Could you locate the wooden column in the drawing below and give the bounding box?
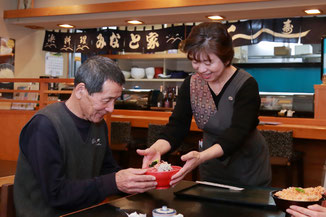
[314,85,326,119]
[38,81,48,109]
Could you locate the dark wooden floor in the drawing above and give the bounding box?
[0,160,16,177]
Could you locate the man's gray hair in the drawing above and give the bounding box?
[74,55,125,94]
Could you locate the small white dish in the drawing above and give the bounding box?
[158,74,171,79]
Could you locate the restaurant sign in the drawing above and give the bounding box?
[42,17,326,54]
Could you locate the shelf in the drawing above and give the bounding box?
[105,53,187,60]
[150,107,174,111]
[248,54,321,59]
[0,54,14,57]
[235,62,321,68]
[126,78,184,82]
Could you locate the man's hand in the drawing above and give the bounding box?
[115,168,157,194]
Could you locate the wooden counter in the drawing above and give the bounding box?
[109,109,200,132]
[314,84,326,119]
[110,109,326,140]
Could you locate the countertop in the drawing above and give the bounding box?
[61,180,284,217]
[110,109,326,140]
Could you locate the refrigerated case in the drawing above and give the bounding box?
[115,89,158,110]
[259,92,314,118]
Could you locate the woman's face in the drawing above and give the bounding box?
[191,52,227,82]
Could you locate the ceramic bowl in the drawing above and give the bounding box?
[122,70,131,79]
[146,166,181,189]
[145,67,155,79]
[271,190,325,213]
[131,67,145,79]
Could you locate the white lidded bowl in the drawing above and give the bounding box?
[131,67,145,79]
[122,70,131,79]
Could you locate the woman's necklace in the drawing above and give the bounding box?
[209,66,236,95]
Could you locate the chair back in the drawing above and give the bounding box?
[110,121,131,145]
[109,121,132,168]
[322,160,326,188]
[0,183,15,217]
[260,130,294,160]
[147,124,165,147]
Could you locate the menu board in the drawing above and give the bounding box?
[0,37,15,102]
[45,52,63,77]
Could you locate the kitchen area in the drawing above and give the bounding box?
[110,40,320,118]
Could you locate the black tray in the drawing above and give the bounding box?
[174,184,277,208]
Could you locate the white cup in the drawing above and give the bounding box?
[145,67,155,79]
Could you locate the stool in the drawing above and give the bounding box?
[147,124,166,148]
[0,183,15,217]
[147,123,184,162]
[110,121,132,168]
[147,124,173,162]
[260,130,304,187]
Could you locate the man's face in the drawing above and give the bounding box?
[80,80,122,123]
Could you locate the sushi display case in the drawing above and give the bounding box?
[259,92,314,118]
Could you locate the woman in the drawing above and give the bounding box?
[137,22,271,187]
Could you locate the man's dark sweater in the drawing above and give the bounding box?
[14,102,121,216]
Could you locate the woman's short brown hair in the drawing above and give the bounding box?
[181,22,234,66]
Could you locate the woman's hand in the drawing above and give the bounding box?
[136,147,161,169]
[286,204,326,217]
[137,139,171,168]
[170,151,202,186]
[170,143,224,186]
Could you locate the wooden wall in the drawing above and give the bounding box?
[0,110,34,160]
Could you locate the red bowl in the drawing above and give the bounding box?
[271,190,326,212]
[145,166,181,189]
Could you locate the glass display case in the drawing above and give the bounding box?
[259,92,314,118]
[115,89,157,110]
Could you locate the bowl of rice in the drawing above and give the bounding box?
[145,161,181,189]
[271,186,325,212]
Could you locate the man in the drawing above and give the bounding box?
[14,56,157,217]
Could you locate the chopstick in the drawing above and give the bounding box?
[196,181,244,191]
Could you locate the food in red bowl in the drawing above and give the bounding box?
[271,186,325,213]
[145,161,181,189]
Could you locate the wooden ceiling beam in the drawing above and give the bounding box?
[4,0,273,19]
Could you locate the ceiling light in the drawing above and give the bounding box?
[126,20,144,25]
[206,15,224,20]
[304,9,322,15]
[57,24,75,29]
